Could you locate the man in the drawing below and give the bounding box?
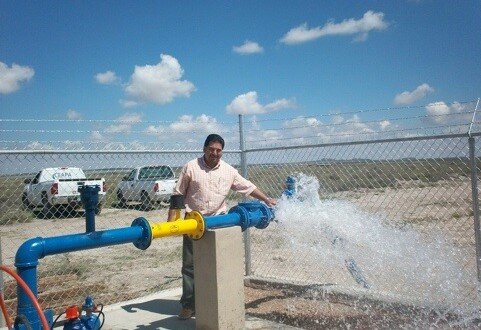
[167,133,276,320]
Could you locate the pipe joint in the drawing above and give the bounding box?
[78,185,100,210]
[131,217,152,250]
[15,237,44,268]
[228,201,274,231]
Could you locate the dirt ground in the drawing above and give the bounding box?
[1,179,481,328]
[244,281,481,329]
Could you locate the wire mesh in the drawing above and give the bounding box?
[246,135,481,314]
[1,100,481,323]
[0,150,242,317]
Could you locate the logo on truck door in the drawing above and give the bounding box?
[52,172,73,180]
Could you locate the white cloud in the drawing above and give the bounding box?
[262,130,281,140]
[124,54,195,106]
[450,101,468,113]
[90,131,103,141]
[104,112,143,134]
[63,140,84,149]
[394,83,434,105]
[118,112,143,123]
[145,125,165,135]
[283,116,321,137]
[103,142,127,151]
[331,115,344,125]
[280,11,388,45]
[425,102,450,118]
[119,99,139,108]
[128,141,147,150]
[226,91,296,115]
[233,40,264,55]
[247,111,404,147]
[425,101,468,123]
[379,120,391,130]
[66,109,82,120]
[169,114,223,133]
[265,98,297,111]
[27,141,53,150]
[0,62,35,94]
[95,70,120,84]
[284,117,320,128]
[105,123,132,134]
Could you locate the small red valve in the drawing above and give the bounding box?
[65,305,79,319]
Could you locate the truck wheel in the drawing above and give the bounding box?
[117,190,126,208]
[22,193,31,209]
[95,203,103,215]
[41,193,55,219]
[140,192,152,211]
[159,200,170,208]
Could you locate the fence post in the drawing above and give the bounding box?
[238,114,252,276]
[0,237,4,328]
[468,136,481,282]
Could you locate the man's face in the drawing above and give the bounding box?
[203,141,223,167]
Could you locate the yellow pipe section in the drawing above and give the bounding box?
[150,210,205,240]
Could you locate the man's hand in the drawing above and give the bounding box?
[250,188,277,208]
[265,197,277,208]
[167,209,179,222]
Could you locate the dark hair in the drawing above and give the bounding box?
[204,134,225,149]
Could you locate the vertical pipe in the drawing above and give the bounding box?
[85,207,96,233]
[238,114,252,276]
[15,224,148,329]
[16,265,39,328]
[468,136,481,281]
[79,185,100,233]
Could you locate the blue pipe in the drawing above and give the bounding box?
[79,185,100,233]
[14,195,273,329]
[204,201,274,231]
[14,218,151,330]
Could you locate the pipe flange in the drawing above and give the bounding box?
[185,211,205,240]
[131,217,152,250]
[229,204,250,231]
[255,203,273,229]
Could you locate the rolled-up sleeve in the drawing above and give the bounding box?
[174,164,190,196]
[231,170,257,196]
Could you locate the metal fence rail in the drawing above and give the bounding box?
[246,134,481,312]
[1,100,481,321]
[0,150,242,316]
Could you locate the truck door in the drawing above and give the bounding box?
[30,171,43,205]
[122,169,137,201]
[131,167,150,201]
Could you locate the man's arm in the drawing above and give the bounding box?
[230,169,277,207]
[167,207,180,222]
[167,164,190,222]
[250,188,277,207]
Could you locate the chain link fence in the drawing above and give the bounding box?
[0,150,242,318]
[1,134,480,319]
[246,134,481,316]
[1,100,481,324]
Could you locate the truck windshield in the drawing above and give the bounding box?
[139,166,174,180]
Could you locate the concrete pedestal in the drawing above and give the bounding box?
[194,226,245,330]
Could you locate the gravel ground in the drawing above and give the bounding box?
[1,179,481,328]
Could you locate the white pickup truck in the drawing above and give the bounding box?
[116,165,177,210]
[22,167,106,217]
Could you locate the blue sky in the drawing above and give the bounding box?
[1,1,481,149]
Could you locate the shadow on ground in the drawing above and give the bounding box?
[120,299,194,330]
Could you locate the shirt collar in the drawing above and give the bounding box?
[200,156,221,170]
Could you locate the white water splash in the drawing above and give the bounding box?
[273,173,481,318]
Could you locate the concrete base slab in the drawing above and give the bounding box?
[1,287,300,330]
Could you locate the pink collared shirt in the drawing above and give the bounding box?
[173,157,257,216]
